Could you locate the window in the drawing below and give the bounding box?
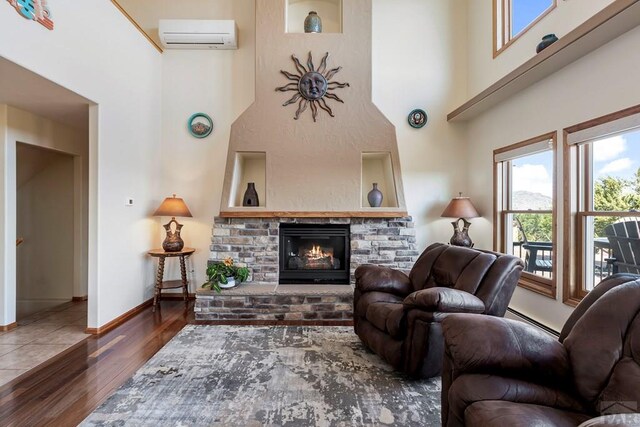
[564,106,640,305]
[494,0,556,56]
[494,132,557,298]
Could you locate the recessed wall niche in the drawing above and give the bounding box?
[361,152,399,208]
[229,152,266,208]
[286,0,343,33]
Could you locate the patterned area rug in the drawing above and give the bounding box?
[82,326,441,426]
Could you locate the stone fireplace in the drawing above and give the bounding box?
[208,216,417,286]
[194,0,417,323]
[194,215,418,322]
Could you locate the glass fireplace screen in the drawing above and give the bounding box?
[279,224,350,284]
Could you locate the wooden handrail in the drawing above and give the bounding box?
[110,0,163,54]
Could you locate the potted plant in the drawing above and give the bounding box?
[202,257,249,293]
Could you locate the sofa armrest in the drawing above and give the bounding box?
[442,313,572,386]
[403,288,485,313]
[354,265,413,297]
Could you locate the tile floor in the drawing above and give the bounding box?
[0,300,89,387]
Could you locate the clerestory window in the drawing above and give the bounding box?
[494,0,556,56]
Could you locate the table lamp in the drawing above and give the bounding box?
[441,193,480,248]
[153,194,193,252]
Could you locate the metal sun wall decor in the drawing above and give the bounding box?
[6,0,54,30]
[276,52,350,122]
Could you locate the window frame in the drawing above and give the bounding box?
[494,131,558,298]
[563,105,640,306]
[494,0,557,57]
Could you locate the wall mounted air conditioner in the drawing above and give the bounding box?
[159,19,237,50]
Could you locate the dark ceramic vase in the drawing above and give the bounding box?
[162,220,184,252]
[367,183,383,208]
[242,182,259,207]
[449,218,474,248]
[536,34,558,53]
[304,11,322,33]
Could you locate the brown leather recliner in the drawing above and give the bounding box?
[353,242,524,378]
[441,273,640,427]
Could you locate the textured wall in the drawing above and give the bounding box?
[220,0,406,212]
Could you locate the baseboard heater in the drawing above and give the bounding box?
[506,308,560,337]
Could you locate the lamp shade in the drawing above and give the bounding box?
[153,194,193,218]
[441,196,480,219]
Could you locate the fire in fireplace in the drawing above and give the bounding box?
[279,224,350,284]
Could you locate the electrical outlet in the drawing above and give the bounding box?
[125,197,134,206]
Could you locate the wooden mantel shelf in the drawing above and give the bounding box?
[448,0,640,122]
[218,210,410,218]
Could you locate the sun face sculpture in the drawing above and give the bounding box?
[276,52,350,122]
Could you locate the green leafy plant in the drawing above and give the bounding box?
[202,257,250,293]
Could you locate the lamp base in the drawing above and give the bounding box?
[449,218,474,248]
[162,218,185,252]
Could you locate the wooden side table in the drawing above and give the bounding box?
[148,248,195,312]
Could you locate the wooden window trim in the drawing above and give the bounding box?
[563,104,640,306]
[494,131,558,299]
[494,0,557,58]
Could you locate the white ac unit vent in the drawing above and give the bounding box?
[159,19,237,50]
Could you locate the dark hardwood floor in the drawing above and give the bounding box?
[0,300,194,427]
[0,299,354,426]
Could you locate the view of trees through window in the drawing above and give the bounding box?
[591,133,640,235]
[511,150,553,245]
[580,131,640,290]
[513,132,640,248]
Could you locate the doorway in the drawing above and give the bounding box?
[16,143,76,319]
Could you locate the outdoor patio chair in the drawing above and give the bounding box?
[515,217,552,274]
[604,218,640,275]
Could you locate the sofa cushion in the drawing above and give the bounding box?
[465,401,591,427]
[354,291,403,319]
[365,302,406,338]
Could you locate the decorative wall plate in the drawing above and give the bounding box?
[188,113,213,138]
[408,109,427,128]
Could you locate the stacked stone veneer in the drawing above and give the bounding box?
[195,293,354,321]
[196,216,419,321]
[209,216,419,284]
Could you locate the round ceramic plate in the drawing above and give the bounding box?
[188,113,213,138]
[408,109,427,128]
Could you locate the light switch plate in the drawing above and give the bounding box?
[125,197,134,206]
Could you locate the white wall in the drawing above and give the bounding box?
[127,0,468,283]
[373,0,469,247]
[465,25,640,331]
[125,1,255,288]
[0,1,162,328]
[466,0,614,96]
[17,149,75,317]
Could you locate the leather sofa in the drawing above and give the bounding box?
[353,242,524,378]
[440,273,640,427]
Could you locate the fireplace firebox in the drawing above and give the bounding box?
[279,224,350,284]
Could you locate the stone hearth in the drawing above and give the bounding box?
[195,284,353,322]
